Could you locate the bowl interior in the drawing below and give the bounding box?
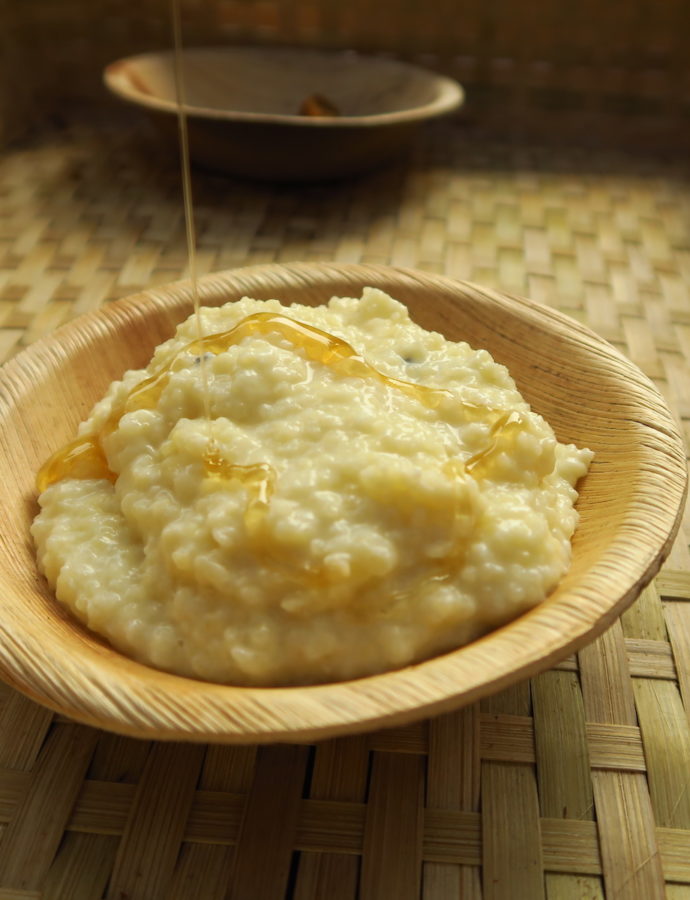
[104,48,463,123]
[0,263,685,743]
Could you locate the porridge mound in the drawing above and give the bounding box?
[32,288,593,685]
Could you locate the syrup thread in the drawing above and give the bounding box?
[170,0,214,439]
[36,312,524,493]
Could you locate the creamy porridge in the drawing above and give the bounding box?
[32,289,593,685]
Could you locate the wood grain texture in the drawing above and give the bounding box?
[106,742,205,900]
[0,725,98,891]
[482,761,545,900]
[580,623,666,898]
[360,752,424,900]
[425,706,481,893]
[293,735,369,898]
[228,745,309,900]
[533,671,594,822]
[0,262,686,745]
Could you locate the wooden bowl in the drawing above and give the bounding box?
[0,263,686,743]
[103,47,463,181]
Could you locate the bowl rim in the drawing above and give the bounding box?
[103,46,465,128]
[0,262,686,743]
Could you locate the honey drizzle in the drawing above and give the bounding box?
[36,310,526,494]
[465,410,524,474]
[204,453,276,535]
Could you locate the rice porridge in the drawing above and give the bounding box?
[32,289,593,685]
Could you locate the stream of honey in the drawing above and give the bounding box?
[170,0,202,351]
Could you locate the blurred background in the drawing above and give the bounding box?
[2,0,690,147]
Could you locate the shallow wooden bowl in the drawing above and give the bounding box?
[103,47,463,181]
[0,263,686,743]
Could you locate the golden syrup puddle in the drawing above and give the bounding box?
[37,311,525,494]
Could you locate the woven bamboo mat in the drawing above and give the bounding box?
[0,118,689,899]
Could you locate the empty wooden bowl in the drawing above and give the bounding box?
[103,47,464,180]
[0,263,686,743]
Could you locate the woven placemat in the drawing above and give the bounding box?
[0,117,688,899]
